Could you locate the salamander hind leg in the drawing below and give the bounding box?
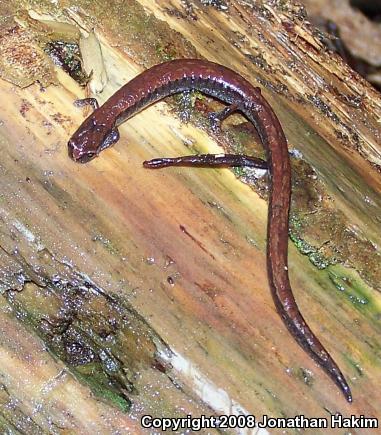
[143,153,268,169]
[74,98,100,111]
[143,101,268,170]
[208,104,239,131]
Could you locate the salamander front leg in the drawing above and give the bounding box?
[143,153,268,169]
[74,98,100,111]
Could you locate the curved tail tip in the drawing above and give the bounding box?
[345,391,353,403]
[342,384,352,403]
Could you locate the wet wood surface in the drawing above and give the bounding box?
[0,0,380,433]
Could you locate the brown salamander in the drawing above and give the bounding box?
[68,59,352,402]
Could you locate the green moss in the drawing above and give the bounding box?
[328,265,381,321]
[289,233,334,269]
[75,365,131,412]
[295,367,314,387]
[232,166,246,177]
[155,42,176,62]
[289,213,303,231]
[343,355,364,378]
[3,277,163,413]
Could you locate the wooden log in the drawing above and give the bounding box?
[0,0,380,432]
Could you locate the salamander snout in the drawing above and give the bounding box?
[68,138,97,163]
[68,123,120,163]
[67,138,77,160]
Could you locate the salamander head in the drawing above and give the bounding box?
[68,116,120,163]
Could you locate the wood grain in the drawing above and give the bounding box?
[0,0,380,433]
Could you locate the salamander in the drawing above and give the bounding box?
[68,59,352,402]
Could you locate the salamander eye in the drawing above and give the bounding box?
[78,152,96,163]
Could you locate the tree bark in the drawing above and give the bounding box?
[0,0,380,433]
